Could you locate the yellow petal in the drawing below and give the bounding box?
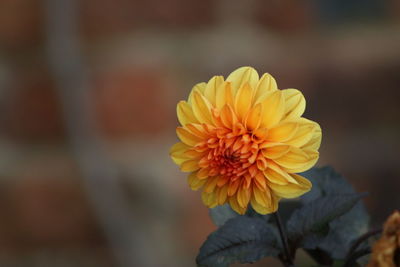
[253,73,278,103]
[204,76,224,107]
[260,90,285,128]
[170,142,190,165]
[204,176,219,193]
[202,191,218,208]
[217,186,228,205]
[268,173,311,198]
[220,104,238,129]
[282,89,306,119]
[188,172,207,191]
[177,101,198,126]
[226,66,259,95]
[188,82,206,104]
[229,196,246,214]
[250,188,279,214]
[245,103,262,131]
[252,185,271,207]
[176,127,202,146]
[267,161,298,184]
[234,83,253,122]
[185,123,209,139]
[180,159,200,172]
[215,82,234,110]
[286,123,315,147]
[274,147,319,173]
[267,121,299,142]
[190,90,213,124]
[261,143,291,159]
[301,121,322,151]
[237,186,250,208]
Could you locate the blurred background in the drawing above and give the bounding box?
[0,0,399,266]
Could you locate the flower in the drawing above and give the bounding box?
[368,210,400,267]
[170,66,321,214]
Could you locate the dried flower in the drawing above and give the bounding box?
[368,211,400,267]
[170,67,321,214]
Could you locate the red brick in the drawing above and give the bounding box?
[92,66,173,138]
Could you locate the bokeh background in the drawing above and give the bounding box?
[0,0,399,266]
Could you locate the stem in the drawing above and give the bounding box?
[343,228,382,267]
[343,248,371,267]
[273,212,294,267]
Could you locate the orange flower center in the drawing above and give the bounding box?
[195,129,267,190]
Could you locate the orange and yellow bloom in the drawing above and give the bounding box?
[170,67,321,214]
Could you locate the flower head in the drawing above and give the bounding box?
[170,66,321,214]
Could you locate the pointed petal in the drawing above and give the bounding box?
[170,142,190,164]
[253,73,278,103]
[267,121,299,142]
[220,104,238,129]
[245,103,262,131]
[204,76,224,107]
[234,83,253,122]
[202,191,218,208]
[268,173,311,198]
[229,196,246,214]
[177,101,198,126]
[286,123,315,147]
[190,90,213,124]
[260,90,285,128]
[180,159,200,172]
[216,82,234,110]
[217,186,228,205]
[282,89,306,119]
[274,147,319,173]
[261,143,291,159]
[188,82,206,104]
[188,172,207,191]
[176,127,202,146]
[226,66,259,94]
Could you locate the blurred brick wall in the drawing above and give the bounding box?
[0,0,399,266]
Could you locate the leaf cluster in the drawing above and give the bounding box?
[196,166,370,267]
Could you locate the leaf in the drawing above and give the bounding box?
[196,216,279,267]
[300,166,370,259]
[287,192,367,247]
[301,166,358,203]
[209,204,239,227]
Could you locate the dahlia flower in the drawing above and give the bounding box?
[170,67,321,214]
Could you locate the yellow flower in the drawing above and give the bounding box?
[170,66,321,215]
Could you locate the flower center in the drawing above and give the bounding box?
[196,131,266,183]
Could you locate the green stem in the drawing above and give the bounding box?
[273,212,295,267]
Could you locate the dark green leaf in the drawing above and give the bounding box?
[209,204,239,227]
[300,166,370,259]
[287,192,367,247]
[196,216,279,267]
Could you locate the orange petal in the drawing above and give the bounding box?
[244,103,262,131]
[180,159,200,172]
[188,172,207,191]
[220,104,238,129]
[176,127,202,146]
